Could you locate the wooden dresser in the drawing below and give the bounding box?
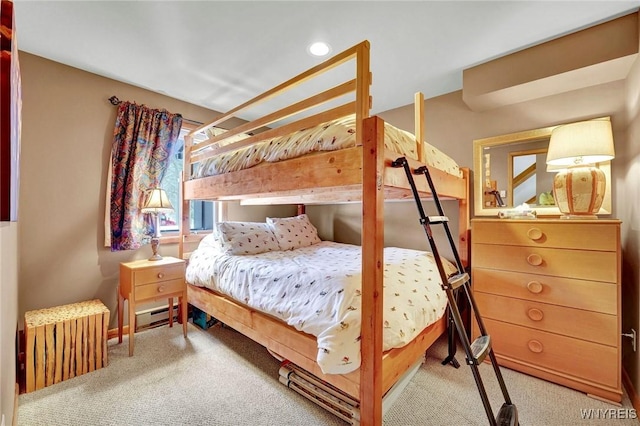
[471,218,621,403]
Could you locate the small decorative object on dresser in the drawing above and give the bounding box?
[471,218,621,403]
[118,256,187,356]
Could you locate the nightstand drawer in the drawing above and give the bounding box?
[472,268,617,315]
[473,244,617,282]
[485,319,618,389]
[135,264,184,286]
[475,293,617,346]
[472,220,618,251]
[135,279,184,301]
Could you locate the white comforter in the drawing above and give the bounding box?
[186,241,449,375]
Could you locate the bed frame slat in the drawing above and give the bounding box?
[188,41,370,138]
[192,79,357,155]
[191,102,356,163]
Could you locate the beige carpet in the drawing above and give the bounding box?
[18,323,639,425]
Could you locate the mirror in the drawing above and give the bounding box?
[473,118,612,217]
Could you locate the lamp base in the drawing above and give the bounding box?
[553,166,605,218]
[559,214,598,220]
[148,236,163,261]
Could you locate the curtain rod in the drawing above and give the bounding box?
[107,95,202,126]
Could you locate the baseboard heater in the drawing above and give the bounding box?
[135,303,179,331]
[278,357,424,425]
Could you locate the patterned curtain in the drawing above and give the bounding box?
[110,102,182,251]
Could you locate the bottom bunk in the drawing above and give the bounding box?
[182,215,459,424]
[188,282,447,402]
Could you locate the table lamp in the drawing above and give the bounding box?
[141,188,174,260]
[546,119,614,219]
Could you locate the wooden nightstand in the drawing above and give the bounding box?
[471,218,621,403]
[118,256,187,356]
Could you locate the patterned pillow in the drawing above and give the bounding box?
[216,222,281,255]
[266,214,321,251]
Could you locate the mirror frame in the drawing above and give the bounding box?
[473,119,612,217]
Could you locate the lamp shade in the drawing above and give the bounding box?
[546,119,614,218]
[545,163,567,173]
[141,188,174,214]
[546,119,615,167]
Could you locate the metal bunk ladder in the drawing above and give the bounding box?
[391,157,519,426]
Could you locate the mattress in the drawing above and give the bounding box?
[186,240,451,375]
[192,115,462,179]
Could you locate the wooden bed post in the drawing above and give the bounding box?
[413,90,470,268]
[458,167,471,268]
[414,92,424,163]
[354,41,371,147]
[361,116,384,426]
[355,39,382,426]
[180,134,194,260]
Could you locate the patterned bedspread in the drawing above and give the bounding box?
[186,241,450,375]
[192,115,461,179]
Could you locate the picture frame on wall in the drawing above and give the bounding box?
[1,0,21,222]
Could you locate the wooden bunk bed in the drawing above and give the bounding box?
[178,40,470,425]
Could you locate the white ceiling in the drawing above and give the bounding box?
[13,1,640,119]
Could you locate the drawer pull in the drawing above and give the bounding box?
[526,254,543,266]
[526,281,543,294]
[528,340,543,353]
[527,227,543,241]
[157,285,165,293]
[157,272,165,279]
[527,308,544,321]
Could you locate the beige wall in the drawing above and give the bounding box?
[17,53,292,330]
[1,222,18,426]
[622,34,640,399]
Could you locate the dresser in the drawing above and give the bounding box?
[118,257,187,356]
[471,218,621,403]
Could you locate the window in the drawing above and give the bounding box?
[160,121,215,233]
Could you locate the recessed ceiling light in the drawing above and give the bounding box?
[308,42,331,57]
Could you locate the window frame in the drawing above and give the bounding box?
[159,120,217,242]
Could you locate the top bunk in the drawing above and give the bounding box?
[182,40,468,205]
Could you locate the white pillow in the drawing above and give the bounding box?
[198,232,222,251]
[266,214,321,251]
[216,221,281,255]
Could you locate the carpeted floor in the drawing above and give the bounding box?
[18,323,639,425]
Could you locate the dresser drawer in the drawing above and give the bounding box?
[472,220,618,251]
[134,263,185,286]
[135,278,184,301]
[484,319,618,389]
[472,269,617,315]
[475,293,617,346]
[472,244,617,282]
